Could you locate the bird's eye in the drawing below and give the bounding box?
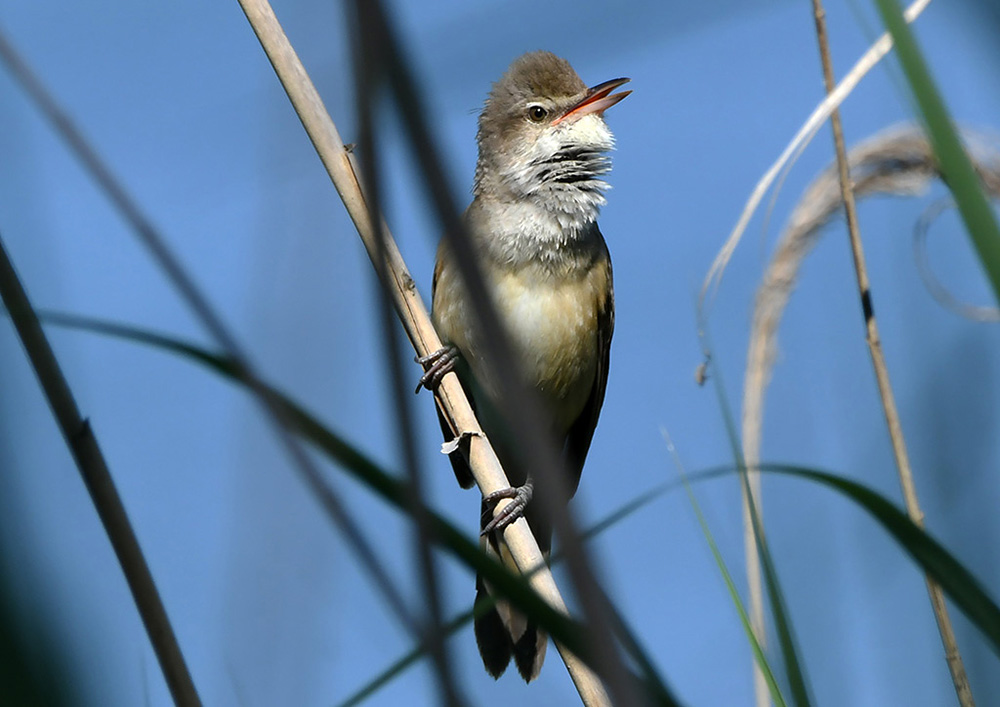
[527,105,548,122]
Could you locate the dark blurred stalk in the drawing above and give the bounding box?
[352,3,644,703]
[231,0,670,699]
[0,547,73,706]
[0,17,417,652]
[0,233,202,707]
[699,324,813,707]
[30,308,606,674]
[833,1,979,703]
[349,5,464,703]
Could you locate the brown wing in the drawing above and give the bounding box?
[431,239,477,489]
[431,238,447,300]
[563,236,614,498]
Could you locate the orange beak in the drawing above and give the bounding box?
[552,77,632,125]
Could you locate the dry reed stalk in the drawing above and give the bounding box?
[235,0,612,703]
[698,5,932,699]
[744,124,1000,492]
[0,235,203,706]
[810,2,975,705]
[0,15,418,703]
[701,0,933,307]
[745,121,1000,706]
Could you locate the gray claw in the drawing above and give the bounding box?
[415,345,459,393]
[481,481,533,536]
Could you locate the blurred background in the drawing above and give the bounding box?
[1,0,999,705]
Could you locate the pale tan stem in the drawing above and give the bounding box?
[742,480,767,707]
[233,0,609,703]
[811,3,975,706]
[702,0,933,308]
[726,10,933,700]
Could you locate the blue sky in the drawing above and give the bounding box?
[1,1,999,705]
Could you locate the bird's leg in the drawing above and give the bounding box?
[481,478,533,535]
[415,345,460,393]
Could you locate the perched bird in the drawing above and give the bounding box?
[419,51,629,682]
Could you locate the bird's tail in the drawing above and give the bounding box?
[474,502,548,682]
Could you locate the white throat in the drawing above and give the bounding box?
[475,113,616,250]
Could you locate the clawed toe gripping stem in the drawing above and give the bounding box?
[415,345,459,393]
[481,480,534,536]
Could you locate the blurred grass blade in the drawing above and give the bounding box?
[662,431,787,707]
[683,484,785,707]
[762,464,1000,653]
[356,2,636,699]
[700,327,813,707]
[338,482,677,707]
[2,15,422,655]
[873,0,1000,301]
[740,477,811,707]
[0,244,202,707]
[338,609,473,707]
[34,310,680,699]
[32,312,578,649]
[341,454,1000,704]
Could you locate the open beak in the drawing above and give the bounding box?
[552,77,631,125]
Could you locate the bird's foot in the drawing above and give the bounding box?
[415,345,459,393]
[481,480,533,536]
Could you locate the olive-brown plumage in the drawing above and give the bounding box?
[428,50,628,682]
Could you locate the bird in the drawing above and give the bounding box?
[417,50,629,682]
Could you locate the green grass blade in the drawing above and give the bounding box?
[700,327,814,707]
[337,608,475,707]
[34,310,680,704]
[873,0,1000,301]
[339,450,1000,706]
[662,432,787,707]
[341,454,1000,703]
[31,313,588,666]
[760,464,1000,655]
[664,460,1000,659]
[737,464,811,707]
[336,482,675,707]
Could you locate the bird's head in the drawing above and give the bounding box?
[474,51,630,218]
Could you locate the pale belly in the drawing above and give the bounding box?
[500,272,598,417]
[439,269,596,436]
